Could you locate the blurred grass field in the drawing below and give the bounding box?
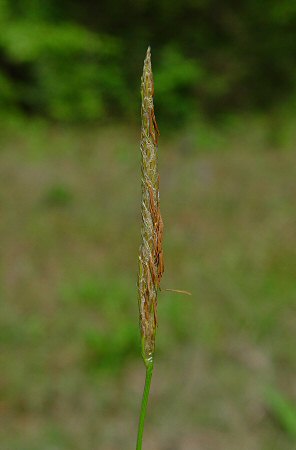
[0,118,296,450]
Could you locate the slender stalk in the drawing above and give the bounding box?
[136,361,154,450]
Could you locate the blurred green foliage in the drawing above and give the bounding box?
[60,276,139,372]
[0,1,128,121]
[266,387,296,440]
[1,0,296,124]
[43,184,74,207]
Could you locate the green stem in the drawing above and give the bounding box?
[136,360,154,450]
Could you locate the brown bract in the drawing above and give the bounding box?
[138,47,164,366]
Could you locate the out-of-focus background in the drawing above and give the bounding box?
[1,1,296,449]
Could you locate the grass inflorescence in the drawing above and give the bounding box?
[136,46,164,449]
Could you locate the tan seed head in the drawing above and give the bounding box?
[138,47,164,366]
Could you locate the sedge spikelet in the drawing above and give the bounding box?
[138,46,164,368]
